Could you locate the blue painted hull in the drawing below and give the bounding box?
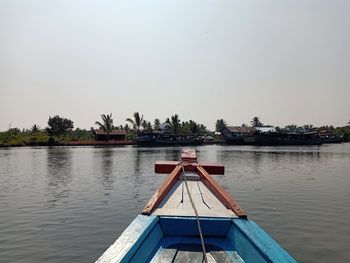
[96,149,297,263]
[96,215,297,263]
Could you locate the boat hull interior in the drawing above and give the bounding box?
[96,215,296,263]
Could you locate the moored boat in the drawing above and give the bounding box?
[136,131,204,146]
[319,130,342,144]
[96,149,296,263]
[220,126,256,145]
[255,131,322,146]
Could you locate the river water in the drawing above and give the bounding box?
[0,144,349,262]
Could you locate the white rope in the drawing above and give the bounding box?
[180,162,208,263]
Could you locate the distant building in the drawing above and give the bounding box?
[93,129,126,141]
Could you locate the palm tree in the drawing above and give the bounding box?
[215,119,227,132]
[251,117,263,127]
[146,121,152,131]
[188,120,199,134]
[141,120,148,130]
[95,113,113,141]
[198,124,207,135]
[31,124,41,133]
[285,124,297,131]
[124,123,130,133]
[170,114,181,134]
[153,118,161,130]
[126,112,143,132]
[303,124,314,131]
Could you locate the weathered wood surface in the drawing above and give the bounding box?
[142,165,182,215]
[181,148,197,162]
[196,166,247,218]
[146,149,245,217]
[154,161,179,173]
[95,215,158,263]
[150,236,244,263]
[155,161,224,175]
[199,163,225,175]
[150,246,178,263]
[153,179,237,218]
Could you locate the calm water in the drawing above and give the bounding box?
[0,144,350,262]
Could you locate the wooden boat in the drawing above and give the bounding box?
[220,126,256,145]
[319,130,342,144]
[96,149,296,263]
[255,131,322,146]
[136,131,204,146]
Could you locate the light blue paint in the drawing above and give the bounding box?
[228,223,268,262]
[129,224,163,263]
[118,215,158,263]
[233,219,298,263]
[105,216,297,262]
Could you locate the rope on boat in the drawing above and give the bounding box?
[180,162,208,263]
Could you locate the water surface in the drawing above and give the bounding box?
[0,144,350,262]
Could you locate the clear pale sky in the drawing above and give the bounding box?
[1,0,349,131]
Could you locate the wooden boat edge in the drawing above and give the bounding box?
[96,215,297,263]
[95,215,158,263]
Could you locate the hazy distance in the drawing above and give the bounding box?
[1,0,349,131]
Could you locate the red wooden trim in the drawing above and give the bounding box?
[196,166,247,218]
[142,165,182,215]
[181,149,197,162]
[155,161,224,174]
[155,161,180,173]
[199,163,225,175]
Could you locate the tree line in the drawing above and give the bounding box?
[0,112,209,146]
[1,114,349,146]
[95,112,208,140]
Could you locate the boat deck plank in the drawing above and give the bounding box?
[150,236,244,263]
[154,174,237,218]
[173,244,204,262]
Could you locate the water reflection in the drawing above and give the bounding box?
[100,148,114,189]
[133,148,142,174]
[131,148,145,203]
[164,148,181,162]
[46,147,73,187]
[46,147,73,206]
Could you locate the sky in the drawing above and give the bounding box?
[0,0,349,131]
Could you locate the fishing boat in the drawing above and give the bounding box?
[96,149,296,263]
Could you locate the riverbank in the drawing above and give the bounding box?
[61,140,135,146]
[0,140,135,147]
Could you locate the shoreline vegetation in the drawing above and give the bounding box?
[0,113,349,147]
